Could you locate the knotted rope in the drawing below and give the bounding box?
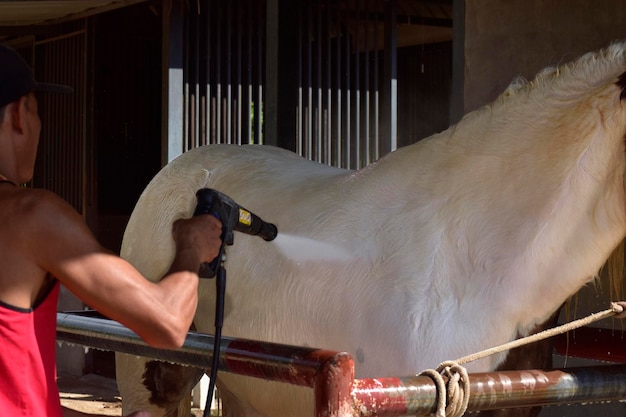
[417,301,626,417]
[419,361,469,417]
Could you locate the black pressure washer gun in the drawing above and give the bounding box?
[192,188,277,416]
[193,188,277,278]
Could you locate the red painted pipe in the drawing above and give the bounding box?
[314,352,354,417]
[57,313,626,417]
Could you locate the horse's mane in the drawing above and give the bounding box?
[495,40,626,108]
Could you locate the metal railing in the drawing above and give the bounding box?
[57,312,626,416]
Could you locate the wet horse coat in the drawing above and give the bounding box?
[116,41,626,416]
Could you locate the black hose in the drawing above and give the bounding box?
[203,263,226,417]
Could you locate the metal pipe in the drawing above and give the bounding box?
[57,313,626,416]
[56,312,348,388]
[354,366,626,416]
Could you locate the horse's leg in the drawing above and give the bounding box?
[216,379,266,417]
[116,352,204,417]
[141,361,205,417]
[473,308,562,417]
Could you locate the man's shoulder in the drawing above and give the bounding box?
[4,187,77,222]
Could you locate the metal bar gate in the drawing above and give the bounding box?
[57,312,626,416]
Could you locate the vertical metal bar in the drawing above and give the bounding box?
[314,353,355,417]
[226,0,232,144]
[374,3,380,161]
[296,0,303,155]
[162,0,185,163]
[325,0,331,165]
[451,0,466,124]
[307,0,313,159]
[364,0,371,165]
[383,0,397,154]
[183,7,190,152]
[83,30,91,214]
[215,3,222,143]
[200,19,207,149]
[186,4,192,151]
[344,6,351,168]
[256,0,263,144]
[335,3,342,168]
[193,0,200,149]
[246,0,252,144]
[205,0,212,146]
[236,0,242,145]
[316,0,322,163]
[354,0,360,168]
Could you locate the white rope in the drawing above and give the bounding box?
[418,361,469,417]
[416,301,626,417]
[455,301,625,366]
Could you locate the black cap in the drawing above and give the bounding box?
[0,43,73,108]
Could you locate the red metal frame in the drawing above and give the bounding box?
[56,313,626,416]
[553,326,626,364]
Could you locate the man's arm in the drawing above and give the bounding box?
[26,188,221,348]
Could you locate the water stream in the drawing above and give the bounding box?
[270,233,355,263]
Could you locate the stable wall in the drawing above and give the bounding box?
[463,0,626,113]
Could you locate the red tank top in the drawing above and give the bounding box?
[0,282,62,417]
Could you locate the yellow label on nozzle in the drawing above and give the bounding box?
[239,209,252,226]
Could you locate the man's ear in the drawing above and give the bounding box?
[9,96,28,135]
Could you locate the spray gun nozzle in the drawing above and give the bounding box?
[234,207,278,241]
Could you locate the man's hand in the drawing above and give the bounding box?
[172,214,222,266]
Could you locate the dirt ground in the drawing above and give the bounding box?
[58,373,204,417]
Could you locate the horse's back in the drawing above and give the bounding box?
[121,144,348,282]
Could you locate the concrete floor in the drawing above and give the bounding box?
[58,373,205,417]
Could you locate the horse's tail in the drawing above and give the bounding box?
[563,240,624,326]
[607,240,625,305]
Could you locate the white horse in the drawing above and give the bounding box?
[116,40,626,417]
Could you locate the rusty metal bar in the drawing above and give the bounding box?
[354,366,626,416]
[57,313,626,416]
[56,312,351,416]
